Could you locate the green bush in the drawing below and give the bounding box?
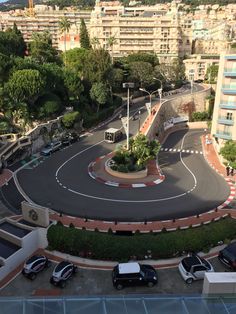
[83,106,115,128]
[37,93,62,118]
[0,120,11,134]
[192,111,209,121]
[62,111,80,128]
[47,217,236,261]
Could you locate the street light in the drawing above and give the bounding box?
[153,78,163,106]
[123,82,134,150]
[138,110,141,133]
[139,88,159,113]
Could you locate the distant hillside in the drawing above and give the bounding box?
[0,0,235,12]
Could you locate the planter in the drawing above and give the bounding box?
[105,159,148,179]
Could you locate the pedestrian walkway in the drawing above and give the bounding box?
[160,147,203,155]
[0,169,13,187]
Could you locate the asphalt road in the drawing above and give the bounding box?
[13,126,229,222]
[0,257,229,296]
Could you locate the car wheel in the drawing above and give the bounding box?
[46,260,51,268]
[147,282,154,288]
[186,278,193,284]
[73,266,78,273]
[29,273,36,280]
[60,281,66,289]
[115,284,123,290]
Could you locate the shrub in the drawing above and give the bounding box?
[37,93,62,118]
[0,121,10,134]
[62,111,80,128]
[192,111,209,121]
[47,217,236,261]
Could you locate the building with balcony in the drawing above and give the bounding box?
[211,53,236,150]
[89,0,191,63]
[184,54,220,81]
[0,5,91,49]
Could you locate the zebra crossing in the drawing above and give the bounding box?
[160,147,203,155]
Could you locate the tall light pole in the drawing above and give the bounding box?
[138,110,141,133]
[139,88,160,113]
[123,82,134,150]
[153,77,163,106]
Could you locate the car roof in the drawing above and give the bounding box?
[26,255,44,264]
[183,255,202,267]
[224,242,236,253]
[55,261,71,272]
[118,262,140,274]
[106,128,120,133]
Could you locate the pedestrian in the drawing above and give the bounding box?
[226,165,230,176]
[230,167,234,176]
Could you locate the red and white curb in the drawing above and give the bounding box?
[88,154,165,188]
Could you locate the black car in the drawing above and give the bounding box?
[50,261,78,288]
[61,132,79,146]
[218,242,236,269]
[112,262,158,290]
[22,255,51,280]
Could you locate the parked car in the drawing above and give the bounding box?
[50,261,78,288]
[61,132,79,146]
[218,242,236,269]
[112,262,158,290]
[22,255,51,280]
[178,254,214,284]
[41,141,62,156]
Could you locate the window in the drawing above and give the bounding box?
[226,112,233,120]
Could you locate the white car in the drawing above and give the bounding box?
[178,254,214,284]
[41,141,62,156]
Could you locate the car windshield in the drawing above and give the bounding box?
[201,258,211,270]
[222,248,236,262]
[182,258,192,272]
[44,144,51,149]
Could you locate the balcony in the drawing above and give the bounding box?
[224,69,236,77]
[219,103,236,109]
[225,55,236,60]
[215,131,232,140]
[217,117,234,125]
[221,85,236,94]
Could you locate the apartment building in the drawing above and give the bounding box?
[0,5,91,49]
[184,54,220,81]
[89,0,191,63]
[211,53,236,151]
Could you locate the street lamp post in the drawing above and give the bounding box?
[153,78,163,105]
[139,88,160,114]
[123,82,134,150]
[138,110,141,133]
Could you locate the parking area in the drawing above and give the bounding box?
[0,257,228,296]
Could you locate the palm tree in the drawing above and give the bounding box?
[58,17,72,63]
[107,35,117,64]
[91,37,100,50]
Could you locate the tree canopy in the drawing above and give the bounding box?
[79,18,91,49]
[220,140,236,169]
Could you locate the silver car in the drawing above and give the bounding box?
[41,141,62,156]
[178,254,214,284]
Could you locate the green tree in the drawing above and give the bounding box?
[37,93,62,118]
[63,48,87,75]
[84,49,112,84]
[62,111,80,128]
[79,18,91,49]
[206,64,219,83]
[0,53,12,86]
[220,140,236,168]
[126,52,159,66]
[107,36,117,64]
[64,69,84,100]
[90,82,110,112]
[58,17,72,61]
[129,61,154,87]
[0,24,26,57]
[91,37,100,50]
[5,69,46,105]
[29,31,60,64]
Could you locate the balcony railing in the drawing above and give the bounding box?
[225,55,236,60]
[221,85,236,94]
[219,103,236,109]
[224,69,236,77]
[215,131,232,140]
[217,117,234,125]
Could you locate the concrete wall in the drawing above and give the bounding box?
[146,85,211,140]
[22,201,50,228]
[0,222,49,281]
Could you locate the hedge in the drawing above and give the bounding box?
[47,217,236,261]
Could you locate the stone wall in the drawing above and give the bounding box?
[146,85,211,140]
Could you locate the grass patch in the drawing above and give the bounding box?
[47,217,236,261]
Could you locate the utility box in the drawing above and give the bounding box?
[203,272,236,294]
